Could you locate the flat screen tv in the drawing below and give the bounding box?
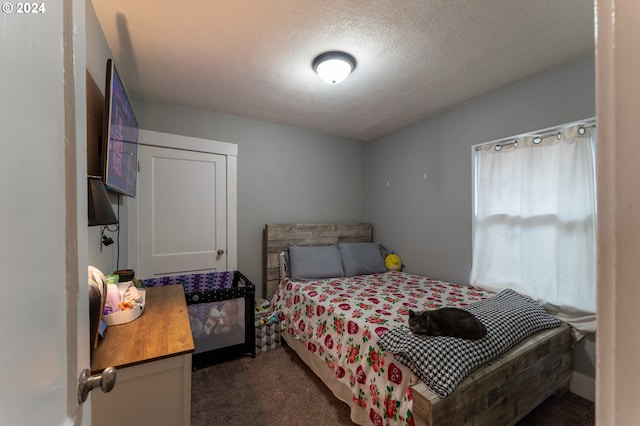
[102,58,138,197]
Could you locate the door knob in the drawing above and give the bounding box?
[217,249,224,256]
[78,366,116,403]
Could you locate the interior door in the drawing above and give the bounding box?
[138,145,227,278]
[2,0,91,424]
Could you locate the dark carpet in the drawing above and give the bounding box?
[191,344,594,426]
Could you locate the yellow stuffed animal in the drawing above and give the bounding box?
[385,252,403,271]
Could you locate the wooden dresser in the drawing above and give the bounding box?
[91,284,194,426]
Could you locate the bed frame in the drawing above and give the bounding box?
[263,223,573,426]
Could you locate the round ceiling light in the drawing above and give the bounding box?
[312,51,356,84]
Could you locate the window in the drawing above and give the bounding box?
[470,122,596,334]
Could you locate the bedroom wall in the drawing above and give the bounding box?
[87,0,365,296]
[85,0,127,274]
[87,2,595,394]
[366,54,596,397]
[128,99,367,297]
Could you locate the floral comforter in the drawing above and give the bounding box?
[272,271,492,426]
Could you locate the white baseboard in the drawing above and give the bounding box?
[570,370,595,402]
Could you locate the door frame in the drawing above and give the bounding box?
[67,0,91,422]
[127,130,238,275]
[595,0,640,423]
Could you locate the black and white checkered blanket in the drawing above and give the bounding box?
[377,288,561,398]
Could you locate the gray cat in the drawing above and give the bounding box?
[408,308,487,340]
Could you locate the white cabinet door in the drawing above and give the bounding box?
[138,144,227,277]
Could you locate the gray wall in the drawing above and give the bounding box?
[87,4,596,381]
[130,99,367,297]
[367,55,595,283]
[86,0,126,274]
[86,0,366,296]
[366,54,596,380]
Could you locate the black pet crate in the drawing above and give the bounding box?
[144,271,255,369]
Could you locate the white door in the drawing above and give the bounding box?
[137,145,228,278]
[1,0,91,424]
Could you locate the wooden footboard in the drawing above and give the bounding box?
[265,223,574,426]
[411,323,572,426]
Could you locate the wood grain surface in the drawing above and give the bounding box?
[412,323,572,425]
[91,285,194,374]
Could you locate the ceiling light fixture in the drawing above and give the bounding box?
[312,51,356,84]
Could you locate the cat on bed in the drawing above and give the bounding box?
[408,308,487,340]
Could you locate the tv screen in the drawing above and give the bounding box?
[102,59,138,197]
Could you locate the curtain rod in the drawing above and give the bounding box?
[473,118,596,151]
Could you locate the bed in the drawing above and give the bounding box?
[264,223,572,426]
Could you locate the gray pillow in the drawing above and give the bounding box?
[288,244,344,281]
[338,242,386,277]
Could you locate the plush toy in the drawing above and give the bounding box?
[221,301,239,328]
[204,305,224,335]
[188,306,204,339]
[385,252,403,271]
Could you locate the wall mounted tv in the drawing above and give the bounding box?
[102,58,138,197]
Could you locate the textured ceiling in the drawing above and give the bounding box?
[92,0,594,141]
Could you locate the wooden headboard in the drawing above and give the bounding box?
[263,223,373,298]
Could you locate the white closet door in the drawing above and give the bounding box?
[138,145,227,277]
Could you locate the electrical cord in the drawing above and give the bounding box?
[99,194,121,268]
[101,194,120,268]
[116,194,120,269]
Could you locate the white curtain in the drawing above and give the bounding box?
[470,124,596,336]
